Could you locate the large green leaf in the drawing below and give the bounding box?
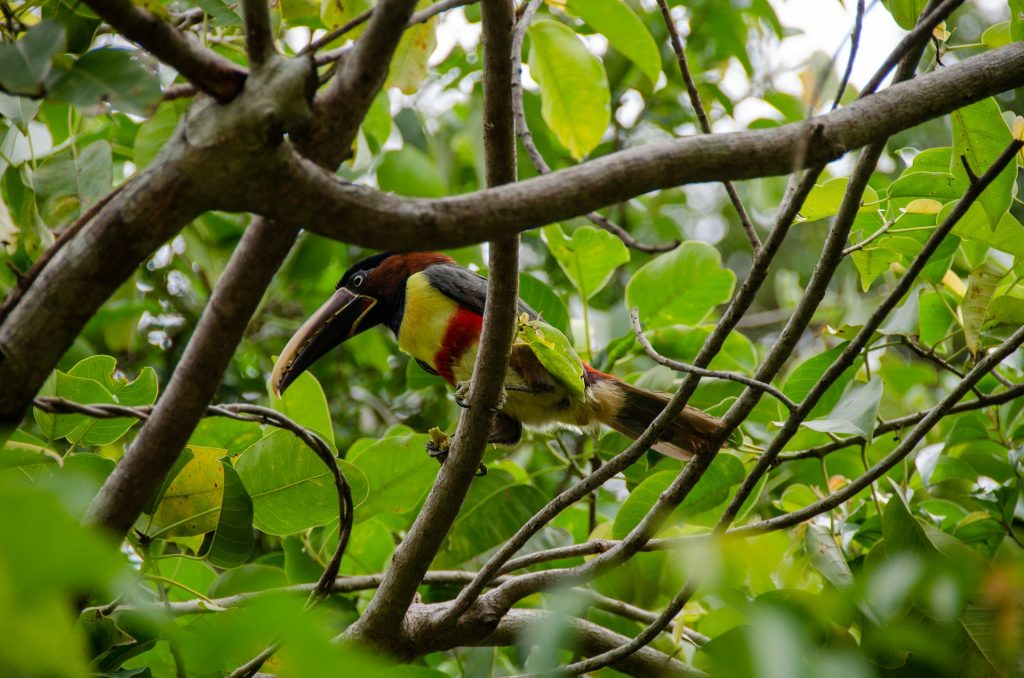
[203,460,255,568]
[48,48,161,116]
[30,140,112,220]
[781,343,855,420]
[950,97,1015,229]
[626,241,735,328]
[134,100,187,169]
[377,146,446,198]
[802,378,883,439]
[565,0,661,86]
[612,454,745,537]
[543,224,628,300]
[527,20,610,159]
[944,201,1024,259]
[33,371,113,442]
[438,469,547,566]
[881,0,928,29]
[61,356,157,446]
[0,22,65,97]
[270,370,336,450]
[799,177,878,222]
[349,431,435,523]
[236,429,368,535]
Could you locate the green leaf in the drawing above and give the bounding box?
[805,524,854,589]
[203,460,255,569]
[527,20,610,159]
[236,429,367,536]
[802,378,883,439]
[0,431,62,469]
[0,93,42,130]
[349,432,435,522]
[612,454,745,537]
[64,358,157,446]
[799,177,878,222]
[542,224,629,300]
[990,289,1024,325]
[515,315,585,398]
[945,201,1024,259]
[386,14,438,95]
[134,100,187,169]
[0,22,66,97]
[33,371,114,442]
[565,0,661,86]
[438,469,547,565]
[981,21,1011,48]
[648,325,757,373]
[918,288,954,346]
[782,343,855,420]
[48,48,162,116]
[881,0,928,29]
[625,241,735,328]
[30,140,113,220]
[951,97,1014,229]
[270,370,335,450]
[962,264,1000,356]
[518,273,571,339]
[194,0,243,27]
[147,446,225,538]
[377,146,446,198]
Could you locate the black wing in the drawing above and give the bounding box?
[423,264,537,319]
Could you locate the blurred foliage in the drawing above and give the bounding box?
[2,0,1024,676]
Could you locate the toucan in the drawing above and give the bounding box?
[271,251,724,466]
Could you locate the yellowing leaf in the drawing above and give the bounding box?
[904,198,943,214]
[386,14,438,95]
[149,446,226,538]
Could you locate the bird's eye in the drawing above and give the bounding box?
[351,273,365,288]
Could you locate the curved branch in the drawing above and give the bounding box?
[242,0,275,67]
[256,41,1024,248]
[631,308,797,410]
[82,0,246,101]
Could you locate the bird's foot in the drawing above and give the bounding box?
[425,427,488,476]
[453,381,504,414]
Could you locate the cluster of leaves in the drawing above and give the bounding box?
[2,0,1024,676]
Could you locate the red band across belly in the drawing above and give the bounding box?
[434,308,483,384]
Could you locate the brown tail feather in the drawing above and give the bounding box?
[591,372,725,460]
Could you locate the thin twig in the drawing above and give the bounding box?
[832,0,865,109]
[656,0,760,251]
[842,218,894,255]
[509,0,678,254]
[631,307,797,410]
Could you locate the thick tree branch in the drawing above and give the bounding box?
[254,41,1024,248]
[85,220,299,537]
[242,0,275,67]
[81,0,247,101]
[656,0,760,251]
[344,0,520,653]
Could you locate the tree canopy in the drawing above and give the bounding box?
[1,0,1024,676]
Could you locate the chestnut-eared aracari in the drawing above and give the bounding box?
[271,252,724,463]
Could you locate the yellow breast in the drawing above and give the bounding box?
[397,272,459,366]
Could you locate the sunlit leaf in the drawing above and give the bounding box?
[516,315,585,398]
[881,0,928,29]
[951,97,1015,229]
[518,273,571,338]
[565,0,661,86]
[148,446,226,538]
[527,20,610,159]
[386,14,438,95]
[799,177,878,222]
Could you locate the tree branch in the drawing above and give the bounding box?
[84,219,300,538]
[242,0,275,67]
[81,0,247,101]
[510,0,677,254]
[255,41,1024,249]
[631,307,796,410]
[344,0,520,653]
[656,0,760,251]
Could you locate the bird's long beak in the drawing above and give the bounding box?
[271,287,377,396]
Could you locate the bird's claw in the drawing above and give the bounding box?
[453,381,505,414]
[425,427,488,476]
